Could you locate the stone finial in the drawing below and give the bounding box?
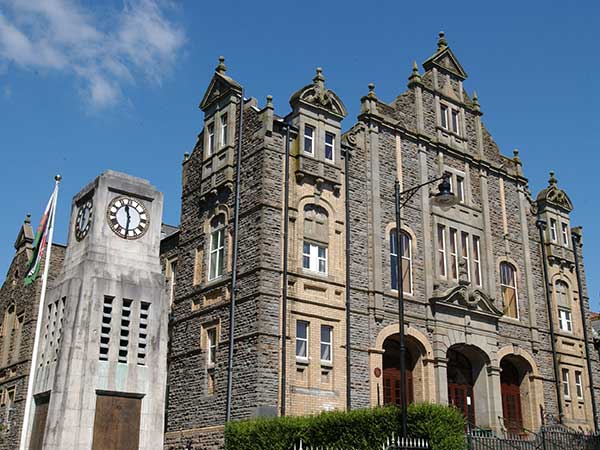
[437,31,448,51]
[183,152,190,162]
[513,149,522,165]
[216,56,227,74]
[266,95,273,108]
[549,171,558,186]
[313,67,325,83]
[408,61,421,85]
[25,213,31,224]
[472,91,480,110]
[367,83,377,100]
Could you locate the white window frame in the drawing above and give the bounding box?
[207,122,215,156]
[391,230,413,295]
[437,224,447,278]
[207,327,217,368]
[562,368,571,399]
[440,104,449,130]
[220,113,228,148]
[456,175,465,204]
[461,232,471,281]
[550,218,558,242]
[302,242,327,274]
[320,325,333,364]
[558,308,573,333]
[450,228,459,281]
[575,371,584,399]
[324,132,335,162]
[561,223,569,247]
[473,236,482,287]
[303,125,315,155]
[451,109,460,134]
[500,262,519,319]
[208,225,225,281]
[296,320,309,360]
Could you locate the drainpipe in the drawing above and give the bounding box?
[342,143,352,411]
[536,218,564,424]
[280,122,294,416]
[571,231,599,432]
[225,90,244,423]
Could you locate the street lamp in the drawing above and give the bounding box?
[394,173,458,440]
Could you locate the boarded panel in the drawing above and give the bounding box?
[91,393,141,450]
[29,394,50,450]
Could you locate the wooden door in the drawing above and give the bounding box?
[29,394,50,450]
[91,394,141,450]
[448,383,475,426]
[383,367,414,406]
[501,361,523,433]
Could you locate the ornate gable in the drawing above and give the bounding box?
[289,68,347,118]
[199,57,242,111]
[536,171,574,213]
[422,32,468,80]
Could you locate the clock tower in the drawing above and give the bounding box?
[24,171,168,450]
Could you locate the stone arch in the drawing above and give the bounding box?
[370,325,435,406]
[497,345,544,432]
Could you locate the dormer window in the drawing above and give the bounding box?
[220,114,228,148]
[207,122,215,156]
[304,125,315,155]
[325,132,335,162]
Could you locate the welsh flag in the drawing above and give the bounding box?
[24,186,58,286]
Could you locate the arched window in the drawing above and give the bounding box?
[555,280,572,332]
[500,262,518,318]
[302,205,329,274]
[390,229,412,294]
[208,214,226,281]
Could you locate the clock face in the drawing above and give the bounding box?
[75,199,93,241]
[107,196,149,240]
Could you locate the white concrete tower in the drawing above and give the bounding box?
[25,171,168,450]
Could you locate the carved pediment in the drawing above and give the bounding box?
[536,172,573,213]
[290,68,347,118]
[199,58,242,111]
[430,281,503,317]
[422,33,468,80]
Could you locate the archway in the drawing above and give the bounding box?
[500,358,523,433]
[382,335,416,406]
[447,348,476,425]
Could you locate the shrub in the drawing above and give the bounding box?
[225,403,465,450]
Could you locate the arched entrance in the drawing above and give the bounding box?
[447,348,476,425]
[382,335,414,406]
[500,358,523,433]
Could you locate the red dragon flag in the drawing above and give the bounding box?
[24,179,59,286]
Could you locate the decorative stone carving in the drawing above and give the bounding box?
[536,171,574,213]
[289,68,347,118]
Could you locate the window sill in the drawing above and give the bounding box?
[389,289,414,298]
[320,361,333,369]
[296,357,310,366]
[207,364,215,370]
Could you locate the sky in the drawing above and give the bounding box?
[0,0,599,309]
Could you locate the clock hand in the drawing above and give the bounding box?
[124,205,131,234]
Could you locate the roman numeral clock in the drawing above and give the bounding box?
[106,196,149,239]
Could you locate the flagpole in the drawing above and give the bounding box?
[19,175,61,450]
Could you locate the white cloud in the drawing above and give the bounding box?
[0,0,185,108]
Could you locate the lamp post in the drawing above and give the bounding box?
[394,174,457,440]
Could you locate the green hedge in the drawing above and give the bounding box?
[225,403,465,450]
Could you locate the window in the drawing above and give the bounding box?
[118,299,132,363]
[302,242,327,274]
[456,175,465,204]
[451,109,460,133]
[461,232,471,281]
[208,215,225,280]
[473,236,482,287]
[500,262,518,318]
[4,387,14,428]
[390,229,412,294]
[437,224,447,278]
[558,308,572,333]
[304,125,315,155]
[220,113,228,147]
[166,258,177,304]
[561,223,569,247]
[449,228,458,280]
[138,302,149,366]
[575,371,584,399]
[296,320,309,360]
[562,368,570,399]
[207,122,215,156]
[440,104,449,129]
[550,218,558,242]
[207,327,217,366]
[325,132,335,161]
[320,325,332,363]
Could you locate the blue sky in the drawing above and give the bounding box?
[0,0,599,309]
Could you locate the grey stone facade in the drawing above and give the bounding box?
[164,33,600,448]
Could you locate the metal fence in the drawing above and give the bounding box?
[467,425,600,450]
[292,434,429,450]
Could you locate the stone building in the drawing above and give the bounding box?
[164,33,600,448]
[0,216,64,449]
